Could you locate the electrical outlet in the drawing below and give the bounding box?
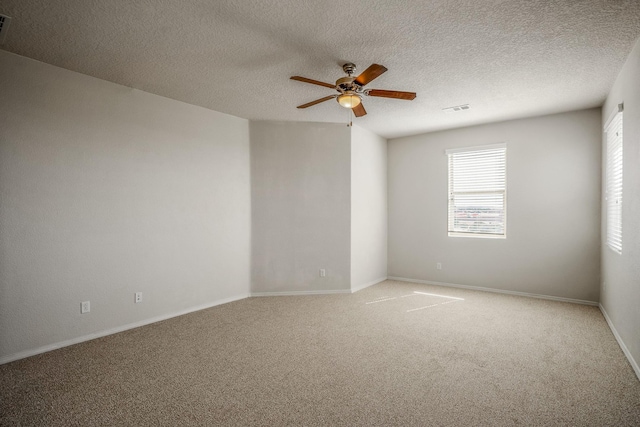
[81,301,90,314]
[319,269,326,278]
[437,262,442,270]
[135,292,142,303]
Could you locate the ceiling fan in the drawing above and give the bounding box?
[290,63,416,117]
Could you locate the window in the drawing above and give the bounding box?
[447,143,506,238]
[605,104,623,254]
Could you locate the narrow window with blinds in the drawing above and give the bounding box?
[447,143,506,238]
[605,104,623,254]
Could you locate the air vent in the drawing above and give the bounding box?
[443,104,470,113]
[0,14,12,44]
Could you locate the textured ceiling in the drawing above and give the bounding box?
[1,0,640,139]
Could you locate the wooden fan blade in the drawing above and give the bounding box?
[290,76,335,89]
[366,89,416,100]
[297,95,336,109]
[352,103,367,117]
[354,64,388,86]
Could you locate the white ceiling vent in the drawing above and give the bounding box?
[0,15,12,44]
[443,104,470,113]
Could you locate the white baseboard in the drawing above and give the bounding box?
[250,289,351,297]
[599,304,640,381]
[0,293,250,366]
[251,278,389,297]
[351,276,387,293]
[387,276,599,306]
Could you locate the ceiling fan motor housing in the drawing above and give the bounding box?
[336,76,359,92]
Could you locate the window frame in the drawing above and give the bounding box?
[446,143,507,239]
[605,104,623,254]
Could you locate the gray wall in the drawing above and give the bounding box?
[350,125,388,291]
[250,121,351,294]
[601,37,640,378]
[388,109,601,302]
[0,51,251,362]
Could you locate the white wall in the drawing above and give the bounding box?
[0,51,251,362]
[388,109,601,302]
[350,125,387,292]
[601,37,640,378]
[250,121,351,294]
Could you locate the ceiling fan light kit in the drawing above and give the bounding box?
[337,92,361,108]
[291,62,416,118]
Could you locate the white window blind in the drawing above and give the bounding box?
[605,106,623,254]
[447,144,506,237]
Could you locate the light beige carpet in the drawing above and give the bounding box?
[1,280,639,426]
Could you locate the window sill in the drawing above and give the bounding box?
[448,232,506,239]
